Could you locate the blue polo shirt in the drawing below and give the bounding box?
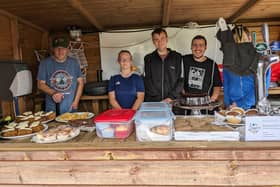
[108,73,144,108]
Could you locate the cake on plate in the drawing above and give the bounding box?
[180,92,211,106]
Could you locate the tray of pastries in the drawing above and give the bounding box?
[15,111,56,124]
[215,107,259,127]
[31,125,80,143]
[174,116,239,141]
[68,118,95,132]
[55,112,94,123]
[0,120,47,139]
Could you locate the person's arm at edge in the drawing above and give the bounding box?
[37,80,56,96]
[108,91,122,109]
[210,62,222,102]
[37,80,64,103]
[71,77,84,109]
[132,92,144,110]
[210,86,221,102]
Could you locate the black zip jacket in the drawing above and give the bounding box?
[144,49,182,102]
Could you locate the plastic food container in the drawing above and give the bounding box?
[94,109,136,139]
[135,110,174,142]
[139,102,171,111]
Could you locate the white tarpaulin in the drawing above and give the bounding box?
[99,27,223,80]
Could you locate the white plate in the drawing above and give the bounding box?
[31,128,80,143]
[55,112,94,123]
[0,124,48,140]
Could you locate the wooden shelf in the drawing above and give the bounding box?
[268,87,280,95]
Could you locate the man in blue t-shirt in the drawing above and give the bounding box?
[37,37,84,114]
[108,50,144,110]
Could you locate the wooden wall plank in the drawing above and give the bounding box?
[0,14,13,60]
[0,160,280,185]
[10,18,20,60]
[0,14,48,116]
[2,149,280,161]
[83,33,101,82]
[248,25,280,42]
[0,14,15,117]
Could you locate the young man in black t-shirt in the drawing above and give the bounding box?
[182,35,222,114]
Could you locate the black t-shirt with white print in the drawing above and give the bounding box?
[183,54,222,96]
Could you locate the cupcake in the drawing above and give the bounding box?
[23,111,33,116]
[15,115,25,123]
[100,127,114,138]
[150,125,169,135]
[115,125,130,138]
[21,115,35,123]
[34,111,44,117]
[231,107,245,115]
[30,121,44,132]
[45,111,56,121]
[245,109,258,116]
[226,111,242,124]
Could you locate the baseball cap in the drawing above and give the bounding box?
[52,37,69,48]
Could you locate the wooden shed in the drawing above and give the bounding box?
[0,1,280,186]
[0,0,279,116]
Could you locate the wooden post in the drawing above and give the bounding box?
[10,18,20,60]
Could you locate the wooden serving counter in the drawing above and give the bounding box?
[1,122,280,186]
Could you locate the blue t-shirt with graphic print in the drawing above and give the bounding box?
[37,56,82,114]
[108,73,144,108]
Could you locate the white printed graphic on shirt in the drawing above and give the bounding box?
[188,66,205,90]
[50,70,73,91]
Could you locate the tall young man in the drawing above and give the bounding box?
[144,28,182,103]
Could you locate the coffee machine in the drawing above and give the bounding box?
[255,24,279,114]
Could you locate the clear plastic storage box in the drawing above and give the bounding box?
[94,109,135,139]
[139,102,171,111]
[135,110,174,141]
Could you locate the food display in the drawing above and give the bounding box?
[56,112,94,122]
[245,109,258,116]
[94,109,135,139]
[68,119,95,132]
[180,92,211,106]
[0,120,47,139]
[135,110,174,142]
[15,111,56,123]
[175,117,226,131]
[174,116,239,141]
[215,107,259,126]
[0,110,53,138]
[32,125,80,143]
[226,111,242,124]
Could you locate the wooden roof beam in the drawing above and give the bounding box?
[0,9,47,33]
[162,0,172,27]
[238,17,280,26]
[69,0,104,31]
[227,0,260,23]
